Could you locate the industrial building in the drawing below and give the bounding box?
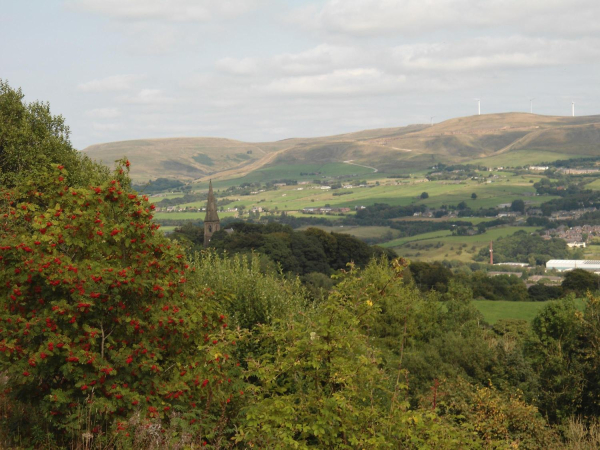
[546,260,600,273]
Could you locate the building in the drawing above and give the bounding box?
[546,260,600,272]
[203,180,220,247]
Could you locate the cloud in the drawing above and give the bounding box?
[92,122,123,131]
[388,36,600,72]
[263,68,406,97]
[119,89,177,105]
[85,107,121,118]
[68,0,265,22]
[293,0,600,37]
[208,36,599,102]
[216,57,260,76]
[77,74,140,92]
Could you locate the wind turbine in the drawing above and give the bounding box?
[474,98,481,115]
[572,101,575,117]
[530,98,535,114]
[430,116,435,126]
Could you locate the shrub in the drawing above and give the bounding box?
[0,162,243,446]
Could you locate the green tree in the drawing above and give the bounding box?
[511,199,525,213]
[471,193,477,199]
[0,163,242,445]
[562,269,599,295]
[236,261,482,448]
[526,297,585,422]
[0,80,107,188]
[420,192,429,199]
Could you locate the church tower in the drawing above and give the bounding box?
[203,180,220,247]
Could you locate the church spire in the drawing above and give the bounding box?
[204,180,220,247]
[204,180,219,223]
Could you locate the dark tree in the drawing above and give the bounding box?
[511,199,525,213]
[562,269,599,295]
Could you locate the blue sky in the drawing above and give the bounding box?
[2,0,600,149]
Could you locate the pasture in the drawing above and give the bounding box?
[474,298,586,324]
[386,226,540,262]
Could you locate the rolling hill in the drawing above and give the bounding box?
[82,113,600,182]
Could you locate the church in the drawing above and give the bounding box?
[203,180,220,247]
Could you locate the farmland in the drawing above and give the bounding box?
[474,298,586,324]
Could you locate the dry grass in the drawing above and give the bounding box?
[83,113,600,183]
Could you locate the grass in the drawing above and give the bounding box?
[474,298,586,324]
[385,226,540,262]
[297,225,400,240]
[585,179,600,190]
[206,163,375,190]
[476,150,588,168]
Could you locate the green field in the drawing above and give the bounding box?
[585,179,600,190]
[476,150,588,168]
[474,298,586,324]
[205,162,376,190]
[381,226,539,262]
[297,225,400,240]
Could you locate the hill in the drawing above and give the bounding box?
[82,113,600,182]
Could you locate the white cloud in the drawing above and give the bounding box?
[262,68,406,97]
[85,107,121,118]
[388,37,600,72]
[209,36,599,102]
[293,0,600,37]
[119,89,177,105]
[77,74,140,92]
[216,57,260,75]
[68,0,265,22]
[92,122,123,131]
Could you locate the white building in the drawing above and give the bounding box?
[546,260,600,272]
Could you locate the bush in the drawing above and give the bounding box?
[0,163,243,446]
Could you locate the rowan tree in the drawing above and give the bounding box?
[0,162,244,446]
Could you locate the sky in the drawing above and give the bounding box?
[2,0,600,149]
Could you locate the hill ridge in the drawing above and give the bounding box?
[83,112,600,182]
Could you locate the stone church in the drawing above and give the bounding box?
[203,180,220,247]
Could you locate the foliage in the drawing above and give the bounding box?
[0,163,243,446]
[562,269,599,295]
[207,222,396,276]
[235,261,483,448]
[0,80,108,188]
[409,261,453,293]
[526,297,585,423]
[510,199,525,213]
[476,230,570,265]
[188,250,309,330]
[528,284,563,302]
[441,378,560,448]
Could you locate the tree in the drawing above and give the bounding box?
[0,80,107,188]
[420,192,429,199]
[471,193,477,199]
[511,199,525,213]
[0,163,242,445]
[562,269,599,295]
[457,201,468,210]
